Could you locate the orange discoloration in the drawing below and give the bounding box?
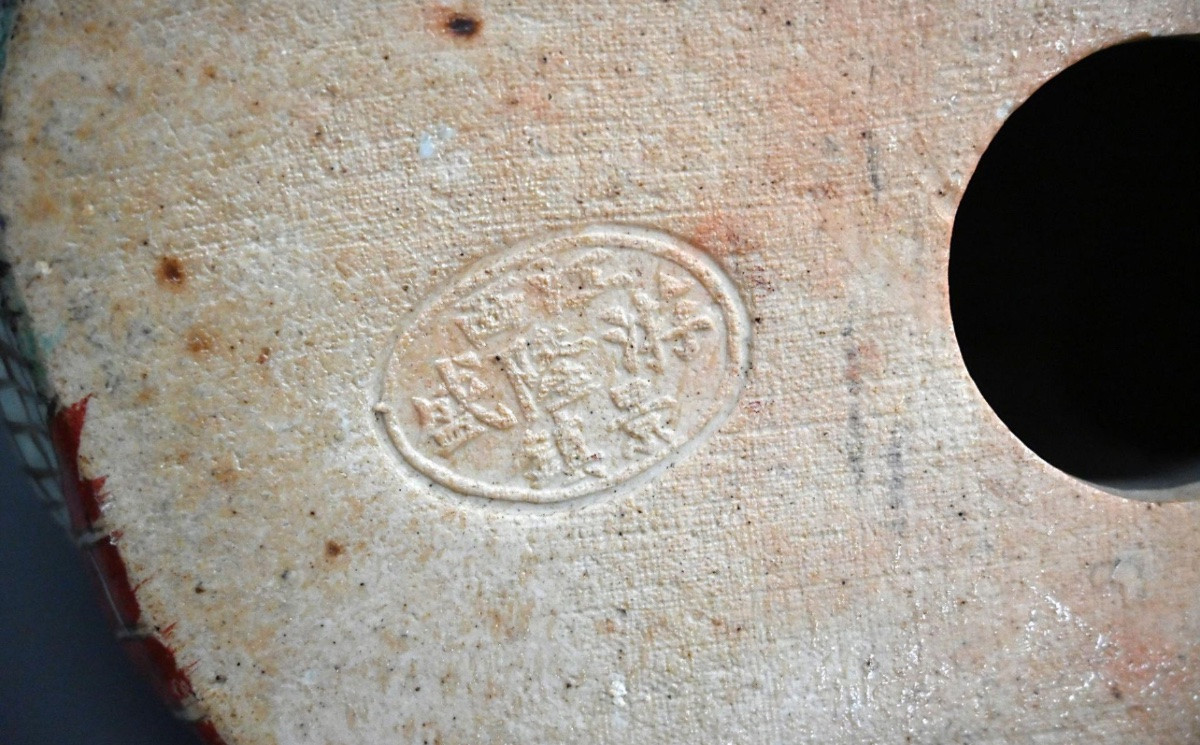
[845,341,884,384]
[186,327,217,356]
[483,598,534,642]
[416,543,436,564]
[66,190,93,219]
[380,627,413,652]
[26,191,59,221]
[499,81,558,121]
[691,213,757,258]
[1089,621,1200,739]
[324,540,346,559]
[1101,627,1196,706]
[212,460,241,487]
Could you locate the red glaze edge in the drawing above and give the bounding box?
[51,396,230,745]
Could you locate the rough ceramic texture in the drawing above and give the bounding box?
[1,1,1198,743]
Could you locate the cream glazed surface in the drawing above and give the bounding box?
[1,1,1198,743]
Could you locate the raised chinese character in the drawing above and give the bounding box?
[608,378,677,456]
[599,305,638,373]
[657,271,690,301]
[412,351,516,456]
[602,270,715,373]
[661,297,715,361]
[524,250,632,314]
[502,325,607,486]
[453,291,524,347]
[600,289,667,374]
[519,412,606,487]
[550,411,605,479]
[520,427,560,487]
[502,326,599,418]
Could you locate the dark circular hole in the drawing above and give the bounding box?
[949,36,1200,496]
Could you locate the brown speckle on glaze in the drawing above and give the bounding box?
[445,13,480,38]
[429,6,482,40]
[156,256,187,288]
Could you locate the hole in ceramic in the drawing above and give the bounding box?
[950,36,1200,501]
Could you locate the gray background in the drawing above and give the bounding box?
[0,427,198,744]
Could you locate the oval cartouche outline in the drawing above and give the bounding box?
[374,224,751,505]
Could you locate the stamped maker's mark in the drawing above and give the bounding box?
[376,225,749,504]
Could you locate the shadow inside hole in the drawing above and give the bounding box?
[949,36,1200,496]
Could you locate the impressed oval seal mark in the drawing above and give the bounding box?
[376,225,749,504]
